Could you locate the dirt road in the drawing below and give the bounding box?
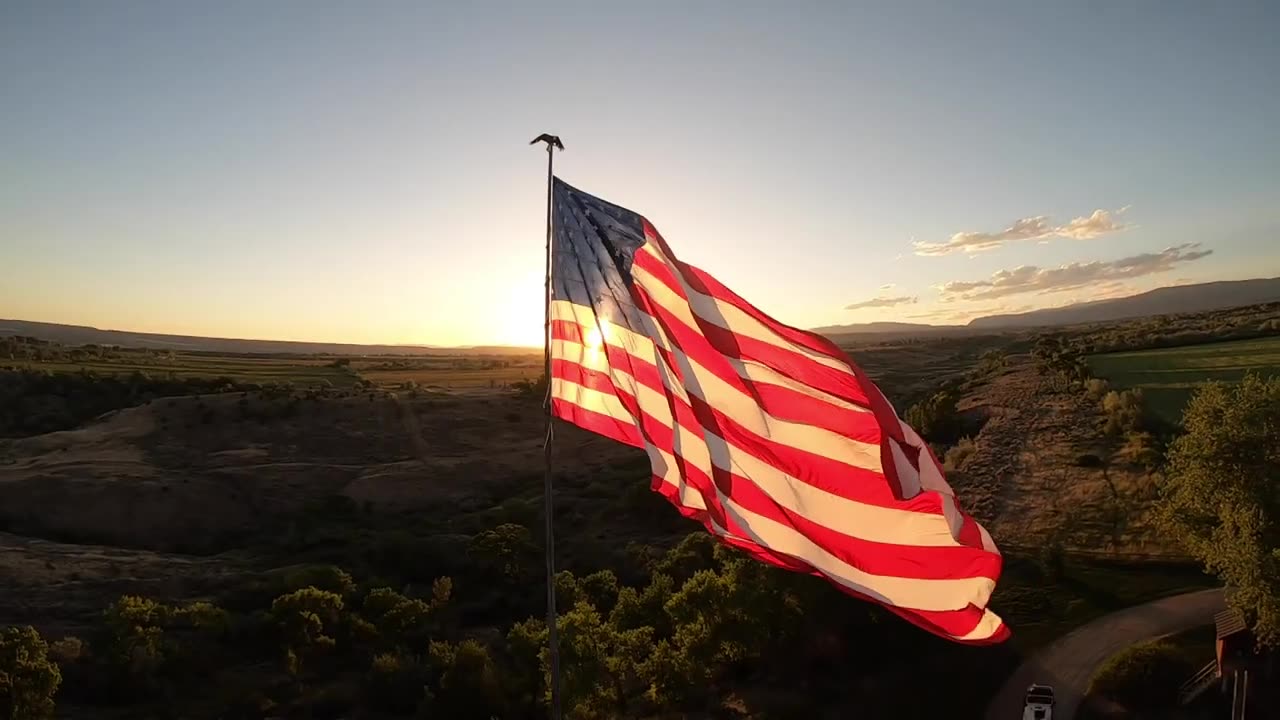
[986,588,1224,720]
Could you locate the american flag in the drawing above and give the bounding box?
[547,178,1007,644]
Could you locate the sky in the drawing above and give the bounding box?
[2,1,1278,347]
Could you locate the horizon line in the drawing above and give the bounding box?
[0,317,543,353]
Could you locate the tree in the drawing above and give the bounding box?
[166,601,231,674]
[648,532,717,582]
[361,579,451,652]
[904,390,961,444]
[100,595,172,694]
[270,588,344,675]
[468,524,538,585]
[1102,389,1145,435]
[643,548,804,707]
[513,374,548,402]
[551,602,652,719]
[610,573,674,635]
[506,618,548,716]
[977,349,1006,375]
[365,651,428,715]
[424,639,505,719]
[1156,374,1280,646]
[0,626,61,720]
[283,565,356,599]
[578,570,620,614]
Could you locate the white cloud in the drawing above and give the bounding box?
[1056,208,1129,240]
[914,206,1131,256]
[844,295,918,311]
[879,283,896,290]
[937,243,1212,301]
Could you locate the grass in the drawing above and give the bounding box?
[8,351,547,390]
[357,364,540,389]
[841,337,1011,406]
[992,554,1214,651]
[1076,625,1217,720]
[1086,336,1280,425]
[8,355,359,388]
[1160,623,1217,668]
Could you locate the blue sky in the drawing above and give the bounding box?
[3,1,1277,346]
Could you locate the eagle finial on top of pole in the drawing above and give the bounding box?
[530,133,565,151]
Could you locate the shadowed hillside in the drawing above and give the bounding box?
[0,319,535,356]
[968,277,1280,329]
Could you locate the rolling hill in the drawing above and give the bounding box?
[815,277,1280,337]
[0,319,537,356]
[4,277,1277,352]
[808,321,953,335]
[967,277,1280,329]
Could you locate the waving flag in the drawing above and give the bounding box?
[547,178,1006,643]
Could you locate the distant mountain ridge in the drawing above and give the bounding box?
[815,276,1280,337]
[966,277,1280,329]
[4,277,1277,352]
[808,321,943,335]
[0,319,538,356]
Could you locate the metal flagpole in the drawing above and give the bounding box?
[529,132,564,720]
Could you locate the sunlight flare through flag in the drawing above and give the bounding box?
[547,177,1007,643]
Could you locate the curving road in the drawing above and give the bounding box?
[986,588,1224,720]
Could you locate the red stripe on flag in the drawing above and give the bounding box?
[630,249,876,408]
[553,318,965,519]
[549,397,643,449]
[553,317,881,445]
[552,354,999,581]
[631,245,929,503]
[641,221,916,446]
[553,324,930,512]
[555,384,1006,642]
[710,531,1004,644]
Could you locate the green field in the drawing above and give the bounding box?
[352,356,541,389]
[1087,336,1280,425]
[6,351,547,390]
[357,364,541,389]
[7,355,358,388]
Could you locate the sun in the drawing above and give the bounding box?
[584,325,603,350]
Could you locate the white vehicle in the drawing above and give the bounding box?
[1022,684,1055,720]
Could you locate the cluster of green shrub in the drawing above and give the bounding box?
[1072,302,1280,355]
[1086,639,1196,716]
[0,337,134,364]
[0,566,489,719]
[0,531,1027,719]
[0,368,269,438]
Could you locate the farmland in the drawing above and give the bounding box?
[351,356,541,389]
[4,355,358,388]
[3,341,542,391]
[1086,335,1280,425]
[5,332,995,398]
